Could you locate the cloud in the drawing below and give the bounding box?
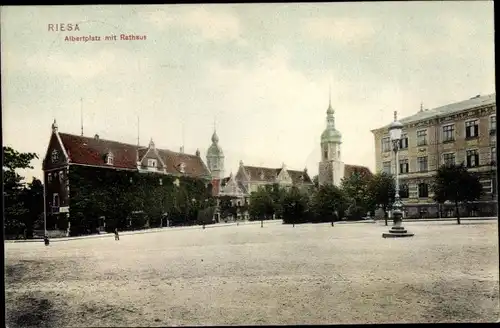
[139,6,245,44]
[301,17,377,45]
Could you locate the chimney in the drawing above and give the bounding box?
[195,149,200,157]
[180,146,184,153]
[239,160,244,167]
[94,134,99,140]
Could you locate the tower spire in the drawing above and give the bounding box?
[420,101,424,112]
[80,97,84,136]
[329,83,332,108]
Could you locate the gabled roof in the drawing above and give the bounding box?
[59,133,137,169]
[372,93,496,132]
[241,165,313,185]
[57,132,211,178]
[157,149,211,178]
[344,164,372,179]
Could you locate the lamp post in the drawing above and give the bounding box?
[383,111,414,238]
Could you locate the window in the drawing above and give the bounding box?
[53,193,60,207]
[179,162,186,173]
[382,161,391,174]
[106,153,114,165]
[48,173,52,183]
[443,153,455,166]
[492,147,496,165]
[399,159,409,174]
[400,184,409,198]
[465,120,479,139]
[51,149,59,163]
[399,133,409,149]
[418,183,429,198]
[59,170,64,182]
[442,124,455,142]
[481,180,493,194]
[159,179,163,186]
[417,156,428,172]
[491,115,496,133]
[416,129,427,146]
[466,149,479,168]
[323,146,328,160]
[381,137,391,152]
[148,159,157,168]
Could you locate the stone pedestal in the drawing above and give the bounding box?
[382,226,414,238]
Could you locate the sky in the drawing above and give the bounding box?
[1,2,495,183]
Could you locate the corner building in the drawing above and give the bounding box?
[371,93,497,218]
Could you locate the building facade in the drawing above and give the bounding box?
[318,96,372,186]
[371,93,497,218]
[42,120,212,228]
[234,161,315,194]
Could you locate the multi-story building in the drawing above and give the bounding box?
[371,93,497,218]
[42,120,212,228]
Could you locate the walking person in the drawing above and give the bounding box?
[43,235,50,246]
[114,228,120,241]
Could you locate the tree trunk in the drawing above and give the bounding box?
[455,202,461,225]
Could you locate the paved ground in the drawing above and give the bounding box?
[5,220,499,326]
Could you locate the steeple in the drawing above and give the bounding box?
[211,118,219,144]
[326,91,335,129]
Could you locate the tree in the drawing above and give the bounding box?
[249,187,274,221]
[20,178,44,238]
[282,186,310,225]
[310,184,348,223]
[3,146,38,236]
[269,183,286,219]
[432,163,483,224]
[312,175,319,188]
[341,172,371,220]
[366,172,395,225]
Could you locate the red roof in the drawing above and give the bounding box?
[60,133,137,169]
[58,132,210,178]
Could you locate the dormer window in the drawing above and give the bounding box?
[106,153,114,165]
[51,149,59,163]
[260,171,265,180]
[179,162,186,173]
[148,159,157,168]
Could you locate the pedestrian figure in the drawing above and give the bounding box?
[44,235,50,246]
[114,228,120,241]
[203,224,206,229]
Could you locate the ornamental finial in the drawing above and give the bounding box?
[394,111,398,121]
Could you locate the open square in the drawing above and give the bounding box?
[5,220,499,326]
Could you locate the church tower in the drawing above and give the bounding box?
[206,124,225,180]
[318,91,344,186]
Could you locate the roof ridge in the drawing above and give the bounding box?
[59,132,142,148]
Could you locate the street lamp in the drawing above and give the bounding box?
[383,111,414,238]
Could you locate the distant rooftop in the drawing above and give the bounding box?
[373,93,496,132]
